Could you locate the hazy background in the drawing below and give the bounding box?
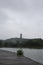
[0,0,43,39]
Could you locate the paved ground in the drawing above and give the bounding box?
[0,50,42,65]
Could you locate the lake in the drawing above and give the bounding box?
[0,48,43,64]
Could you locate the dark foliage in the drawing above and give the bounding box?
[17,49,23,56]
[0,38,43,48]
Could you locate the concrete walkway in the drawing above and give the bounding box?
[0,50,42,65]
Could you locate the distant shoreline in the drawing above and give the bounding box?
[0,47,43,49]
[0,38,43,49]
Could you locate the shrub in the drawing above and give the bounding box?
[17,49,23,56]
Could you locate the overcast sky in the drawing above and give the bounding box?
[0,0,43,39]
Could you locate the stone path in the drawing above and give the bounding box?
[0,50,42,65]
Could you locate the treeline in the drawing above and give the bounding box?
[21,39,43,48]
[0,38,43,48]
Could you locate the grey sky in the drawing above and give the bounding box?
[0,0,43,39]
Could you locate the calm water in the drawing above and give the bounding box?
[0,48,43,64]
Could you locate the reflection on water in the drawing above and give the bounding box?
[0,48,43,64]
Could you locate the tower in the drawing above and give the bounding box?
[20,34,22,44]
[20,34,22,39]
